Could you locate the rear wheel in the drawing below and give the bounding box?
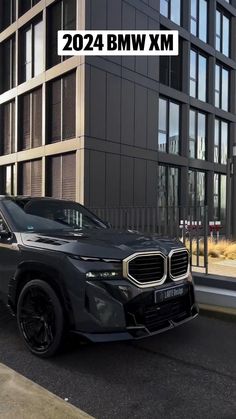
[17,279,64,358]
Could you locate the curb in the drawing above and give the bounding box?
[193,272,236,319]
[0,363,93,419]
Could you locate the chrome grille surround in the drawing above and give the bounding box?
[169,248,190,281]
[123,251,167,288]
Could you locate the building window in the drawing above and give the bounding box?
[47,153,76,201]
[47,72,76,143]
[0,101,15,156]
[189,170,206,214]
[190,0,208,43]
[19,18,44,83]
[216,9,230,57]
[47,0,76,69]
[19,0,40,17]
[0,165,14,195]
[215,64,229,111]
[214,119,228,165]
[158,98,180,155]
[189,109,206,160]
[214,173,227,222]
[19,88,42,151]
[158,165,179,208]
[190,49,207,101]
[0,36,16,94]
[0,0,16,31]
[18,159,42,197]
[160,39,182,91]
[160,0,181,25]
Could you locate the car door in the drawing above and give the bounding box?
[0,212,21,303]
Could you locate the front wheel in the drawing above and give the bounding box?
[17,279,64,358]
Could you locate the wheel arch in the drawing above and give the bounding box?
[8,262,74,327]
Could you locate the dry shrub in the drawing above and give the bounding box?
[223,243,236,260]
[184,238,236,260]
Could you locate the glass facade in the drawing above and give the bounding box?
[191,0,208,42]
[19,0,40,17]
[190,50,207,101]
[189,109,206,160]
[216,9,230,57]
[1,101,15,156]
[20,19,44,83]
[158,98,180,155]
[48,72,76,143]
[214,120,228,165]
[189,170,206,209]
[0,0,16,31]
[160,39,182,91]
[47,0,76,69]
[214,173,227,222]
[0,36,15,94]
[215,64,229,111]
[19,88,42,150]
[160,0,181,25]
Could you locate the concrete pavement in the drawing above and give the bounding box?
[0,363,93,419]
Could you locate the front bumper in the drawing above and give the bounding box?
[72,278,199,342]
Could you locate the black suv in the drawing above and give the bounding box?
[0,196,198,357]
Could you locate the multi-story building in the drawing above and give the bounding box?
[0,0,236,235]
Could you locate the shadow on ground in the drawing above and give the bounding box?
[1,302,236,419]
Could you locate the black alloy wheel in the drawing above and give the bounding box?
[17,279,64,358]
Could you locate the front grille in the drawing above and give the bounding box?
[127,254,165,286]
[170,250,189,279]
[143,297,190,332]
[126,292,191,333]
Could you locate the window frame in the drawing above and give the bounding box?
[190,48,207,102]
[160,0,181,26]
[214,119,228,165]
[0,0,16,31]
[19,16,44,84]
[190,0,208,43]
[47,71,76,144]
[216,8,230,57]
[189,109,207,160]
[158,97,181,155]
[0,100,15,156]
[215,63,229,111]
[213,173,227,222]
[18,87,43,151]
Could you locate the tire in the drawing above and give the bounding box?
[17,279,64,358]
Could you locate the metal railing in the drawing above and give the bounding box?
[91,206,209,274]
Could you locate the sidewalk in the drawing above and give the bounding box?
[0,363,93,419]
[193,256,236,278]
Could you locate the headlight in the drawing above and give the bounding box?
[86,271,121,279]
[68,254,121,263]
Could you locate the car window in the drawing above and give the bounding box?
[2,199,107,233]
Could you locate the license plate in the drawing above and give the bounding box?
[154,284,188,304]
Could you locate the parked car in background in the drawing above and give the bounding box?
[0,196,198,357]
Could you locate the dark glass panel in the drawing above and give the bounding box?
[63,73,76,139]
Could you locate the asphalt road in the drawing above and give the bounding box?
[1,302,236,419]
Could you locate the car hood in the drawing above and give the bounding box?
[20,228,184,259]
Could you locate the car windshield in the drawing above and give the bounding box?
[3,198,107,233]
